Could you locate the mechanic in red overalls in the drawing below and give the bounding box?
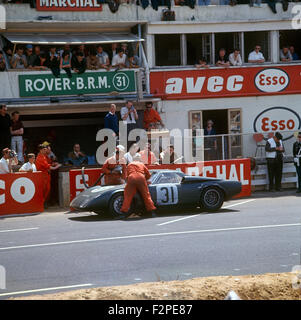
[35,144,60,206]
[121,154,156,218]
[102,145,127,185]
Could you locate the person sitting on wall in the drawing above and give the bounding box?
[195,57,209,69]
[248,45,265,63]
[0,148,17,174]
[216,48,230,67]
[65,144,88,166]
[71,51,87,74]
[19,153,37,172]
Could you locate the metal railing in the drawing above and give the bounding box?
[192,130,298,161]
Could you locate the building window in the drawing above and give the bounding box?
[186,34,211,65]
[244,31,270,63]
[155,34,181,66]
[214,32,241,63]
[279,30,301,61]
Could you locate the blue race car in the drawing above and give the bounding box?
[70,169,242,218]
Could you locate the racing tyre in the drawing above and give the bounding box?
[108,193,132,219]
[200,187,224,212]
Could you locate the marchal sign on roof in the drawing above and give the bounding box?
[36,0,103,11]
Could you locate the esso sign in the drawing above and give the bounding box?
[0,173,44,216]
[254,68,289,93]
[253,107,301,140]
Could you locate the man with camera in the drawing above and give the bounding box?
[0,148,18,174]
[293,132,301,194]
[120,100,139,146]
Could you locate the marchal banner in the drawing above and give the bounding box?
[19,71,136,97]
[36,0,103,11]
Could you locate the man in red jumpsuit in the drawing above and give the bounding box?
[121,154,156,218]
[35,144,61,206]
[102,145,127,185]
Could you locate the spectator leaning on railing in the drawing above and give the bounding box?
[195,57,209,69]
[229,49,242,66]
[60,50,72,78]
[96,45,110,70]
[216,48,230,67]
[112,48,127,69]
[11,46,27,69]
[47,46,60,77]
[280,46,293,62]
[87,49,101,70]
[71,51,87,74]
[289,46,299,61]
[248,45,265,63]
[25,45,35,69]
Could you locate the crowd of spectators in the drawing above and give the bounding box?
[0,42,141,75]
[195,45,299,69]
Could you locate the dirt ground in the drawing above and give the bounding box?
[13,272,301,300]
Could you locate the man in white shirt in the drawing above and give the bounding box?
[248,45,265,63]
[96,45,110,70]
[124,143,140,164]
[0,148,16,174]
[111,48,127,69]
[280,46,293,62]
[229,49,242,66]
[120,100,139,145]
[19,153,37,172]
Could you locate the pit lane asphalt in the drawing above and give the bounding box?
[0,191,301,299]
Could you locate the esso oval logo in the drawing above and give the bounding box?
[253,107,301,141]
[254,68,289,93]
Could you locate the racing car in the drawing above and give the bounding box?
[70,169,242,218]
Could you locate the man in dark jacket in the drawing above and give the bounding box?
[71,52,87,74]
[293,132,301,193]
[104,104,119,138]
[0,105,11,152]
[265,132,284,192]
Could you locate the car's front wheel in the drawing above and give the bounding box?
[200,187,224,212]
[108,193,127,218]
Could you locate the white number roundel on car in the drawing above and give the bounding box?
[156,185,178,205]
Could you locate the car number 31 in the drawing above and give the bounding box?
[156,185,179,205]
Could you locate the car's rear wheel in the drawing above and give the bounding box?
[200,187,224,212]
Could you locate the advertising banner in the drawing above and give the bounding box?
[36,0,103,11]
[150,65,301,100]
[69,158,251,206]
[0,172,45,216]
[19,70,136,97]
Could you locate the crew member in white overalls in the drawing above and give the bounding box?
[265,132,284,192]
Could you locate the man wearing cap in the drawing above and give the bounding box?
[25,45,35,68]
[120,153,156,218]
[265,132,285,192]
[102,145,127,185]
[293,132,301,193]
